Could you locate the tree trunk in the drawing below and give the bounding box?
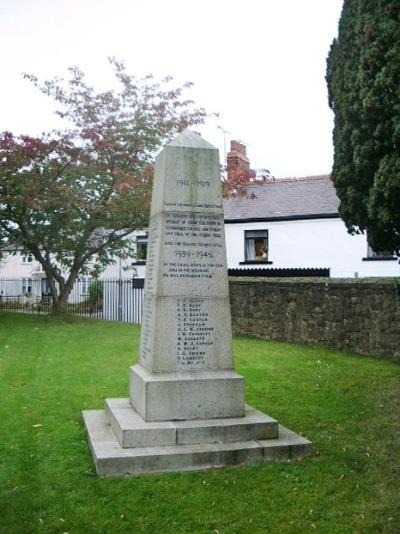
[51,292,69,314]
[50,268,80,314]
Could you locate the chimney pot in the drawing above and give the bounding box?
[227,140,252,182]
[230,140,247,156]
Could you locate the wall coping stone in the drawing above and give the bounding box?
[229,277,400,288]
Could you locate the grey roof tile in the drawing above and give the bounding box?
[223,175,339,220]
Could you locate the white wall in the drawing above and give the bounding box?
[224,218,400,278]
[101,256,146,279]
[0,252,46,299]
[0,251,43,279]
[100,230,147,279]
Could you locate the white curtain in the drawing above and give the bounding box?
[245,239,256,260]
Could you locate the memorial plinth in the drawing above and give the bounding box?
[83,130,311,476]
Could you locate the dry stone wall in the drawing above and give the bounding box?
[229,278,400,361]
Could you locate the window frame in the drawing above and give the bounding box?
[80,276,92,296]
[134,235,148,264]
[362,243,397,262]
[240,229,273,265]
[21,253,33,264]
[41,278,50,295]
[22,277,33,295]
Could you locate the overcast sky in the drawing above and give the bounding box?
[0,0,343,177]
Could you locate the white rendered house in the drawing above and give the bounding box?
[223,141,399,278]
[223,176,400,278]
[0,248,48,298]
[0,229,148,299]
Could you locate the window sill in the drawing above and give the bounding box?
[362,257,397,262]
[239,260,273,265]
[132,260,147,265]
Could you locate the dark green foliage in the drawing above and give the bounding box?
[88,279,103,305]
[326,0,400,253]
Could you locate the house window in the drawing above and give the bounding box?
[21,253,33,264]
[136,235,148,262]
[41,278,50,295]
[81,276,92,296]
[363,243,396,261]
[22,277,32,295]
[367,245,393,258]
[244,230,269,261]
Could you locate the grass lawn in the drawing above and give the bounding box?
[0,312,399,533]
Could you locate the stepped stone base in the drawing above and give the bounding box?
[82,399,312,477]
[130,364,245,421]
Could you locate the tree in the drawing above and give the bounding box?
[87,279,103,312]
[326,0,400,253]
[0,58,207,312]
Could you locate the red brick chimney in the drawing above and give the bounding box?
[227,141,254,181]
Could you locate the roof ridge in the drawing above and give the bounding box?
[272,174,331,182]
[230,175,332,189]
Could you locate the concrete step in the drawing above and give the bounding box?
[104,398,279,448]
[83,409,312,477]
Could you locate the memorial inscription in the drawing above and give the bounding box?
[162,212,224,282]
[176,297,214,369]
[140,306,152,364]
[143,216,159,294]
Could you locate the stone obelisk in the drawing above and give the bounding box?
[82,131,311,476]
[130,130,244,421]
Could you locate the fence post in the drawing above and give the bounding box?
[118,279,123,322]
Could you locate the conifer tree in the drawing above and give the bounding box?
[326,0,400,253]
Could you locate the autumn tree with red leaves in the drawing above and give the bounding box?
[0,58,207,313]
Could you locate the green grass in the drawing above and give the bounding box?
[0,312,399,534]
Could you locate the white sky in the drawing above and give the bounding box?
[0,0,343,177]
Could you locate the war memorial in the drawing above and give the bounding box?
[83,130,311,476]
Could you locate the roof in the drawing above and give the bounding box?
[223,175,340,222]
[0,244,21,252]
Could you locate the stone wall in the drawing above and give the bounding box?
[229,278,400,361]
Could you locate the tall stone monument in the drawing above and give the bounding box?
[83,131,311,476]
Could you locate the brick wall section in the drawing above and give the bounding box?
[229,278,400,361]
